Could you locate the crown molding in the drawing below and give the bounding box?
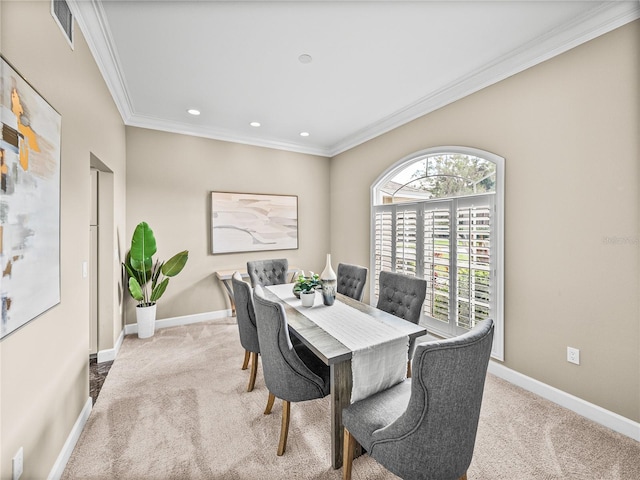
[127,114,331,157]
[72,1,639,159]
[68,0,134,123]
[328,1,640,157]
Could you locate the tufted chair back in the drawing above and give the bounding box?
[376,271,426,324]
[337,263,368,302]
[231,272,261,391]
[231,272,259,354]
[247,258,289,287]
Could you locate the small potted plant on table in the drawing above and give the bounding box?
[293,272,320,307]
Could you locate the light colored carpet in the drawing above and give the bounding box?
[63,320,640,479]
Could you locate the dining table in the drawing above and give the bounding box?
[262,284,427,469]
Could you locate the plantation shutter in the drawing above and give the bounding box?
[373,194,493,336]
[423,203,451,324]
[456,197,492,331]
[395,207,419,276]
[373,207,393,297]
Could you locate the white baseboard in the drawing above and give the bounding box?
[488,361,640,442]
[96,329,125,363]
[124,309,233,336]
[47,397,92,480]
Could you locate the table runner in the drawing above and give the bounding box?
[266,284,408,403]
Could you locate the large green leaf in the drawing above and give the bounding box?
[129,222,157,271]
[150,278,169,302]
[124,251,151,286]
[130,256,152,274]
[128,277,144,302]
[123,254,137,279]
[161,250,189,277]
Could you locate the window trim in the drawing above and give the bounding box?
[370,146,504,360]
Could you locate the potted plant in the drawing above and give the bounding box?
[122,221,189,338]
[293,272,320,307]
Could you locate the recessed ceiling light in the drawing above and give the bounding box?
[300,131,310,137]
[187,109,201,116]
[250,121,261,127]
[298,54,313,64]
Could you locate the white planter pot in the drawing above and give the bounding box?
[136,304,157,339]
[300,291,315,307]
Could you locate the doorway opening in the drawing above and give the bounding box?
[89,154,115,361]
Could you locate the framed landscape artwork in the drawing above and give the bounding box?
[211,191,298,254]
[0,57,62,339]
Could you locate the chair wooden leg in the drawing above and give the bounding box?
[277,400,291,456]
[264,392,276,414]
[241,350,250,370]
[407,359,412,378]
[343,428,356,480]
[247,352,258,392]
[459,473,468,480]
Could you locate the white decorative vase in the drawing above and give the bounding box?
[300,291,315,307]
[321,254,337,306]
[136,303,157,339]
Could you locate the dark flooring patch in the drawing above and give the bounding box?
[90,357,113,405]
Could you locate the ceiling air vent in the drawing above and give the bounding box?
[51,0,74,48]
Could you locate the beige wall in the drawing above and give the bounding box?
[125,127,331,321]
[331,21,640,422]
[0,1,127,478]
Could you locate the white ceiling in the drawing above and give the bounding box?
[72,1,639,157]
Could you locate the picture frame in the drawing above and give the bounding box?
[0,56,62,339]
[211,191,298,254]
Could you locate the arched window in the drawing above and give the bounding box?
[371,146,504,360]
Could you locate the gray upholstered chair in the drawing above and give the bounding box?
[342,319,495,480]
[337,263,368,302]
[376,270,426,324]
[376,270,427,376]
[246,258,289,287]
[252,285,330,456]
[231,272,260,392]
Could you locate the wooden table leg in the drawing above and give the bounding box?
[219,278,237,316]
[330,359,352,469]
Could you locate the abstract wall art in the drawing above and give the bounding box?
[0,57,61,339]
[211,191,298,254]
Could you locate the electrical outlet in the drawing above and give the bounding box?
[12,447,23,480]
[567,347,580,365]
